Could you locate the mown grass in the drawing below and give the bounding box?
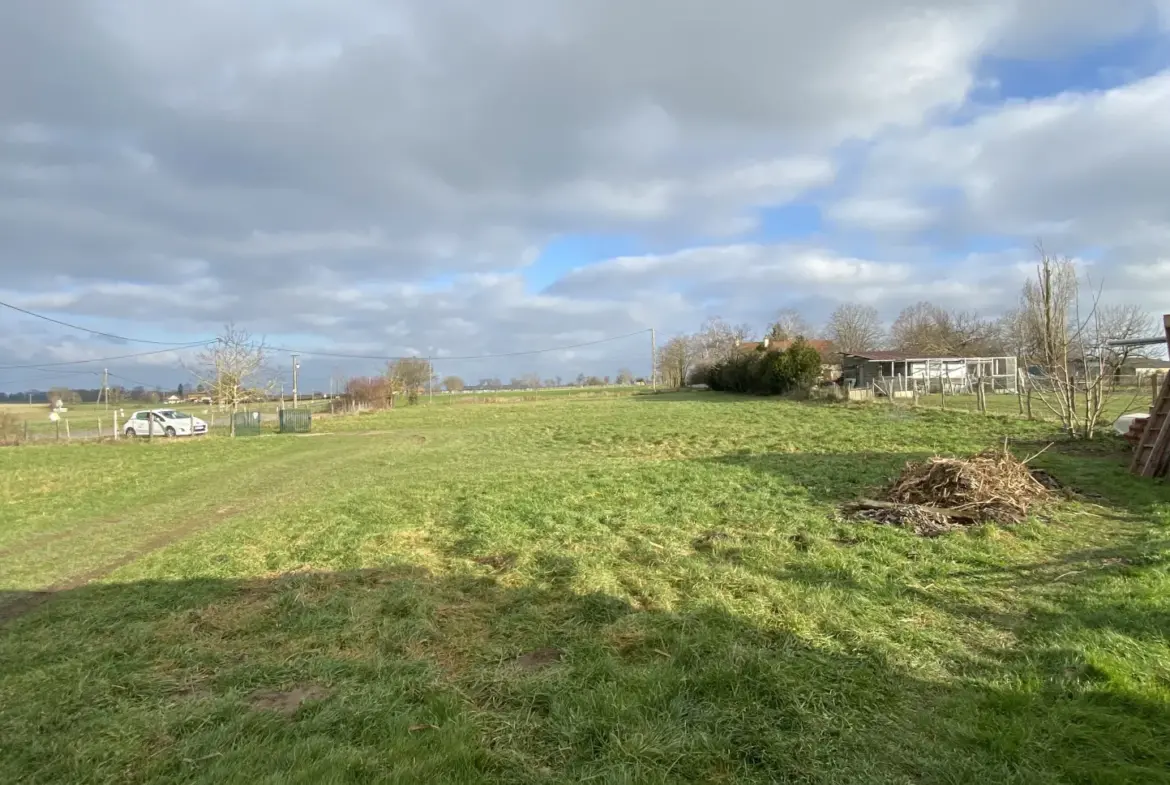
[1,392,1168,784]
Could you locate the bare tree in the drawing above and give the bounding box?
[443,376,465,392]
[657,335,694,388]
[693,317,752,367]
[616,368,635,385]
[387,357,433,404]
[995,308,1030,361]
[891,302,998,356]
[345,376,393,409]
[189,324,273,435]
[1021,249,1078,369]
[1018,249,1145,438]
[825,304,883,354]
[1097,304,1158,365]
[766,308,813,343]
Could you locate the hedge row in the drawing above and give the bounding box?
[696,338,824,395]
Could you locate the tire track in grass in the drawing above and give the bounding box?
[0,437,394,624]
[0,442,321,563]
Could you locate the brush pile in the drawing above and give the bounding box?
[845,447,1051,536]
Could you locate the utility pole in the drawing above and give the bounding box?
[292,354,300,409]
[650,328,657,391]
[103,368,109,411]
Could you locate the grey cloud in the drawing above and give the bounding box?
[2,0,1168,389]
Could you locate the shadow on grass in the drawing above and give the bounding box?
[2,559,1169,785]
[699,439,1170,519]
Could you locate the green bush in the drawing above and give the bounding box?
[703,339,825,396]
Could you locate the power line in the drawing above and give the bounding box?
[0,342,213,371]
[268,329,652,362]
[0,298,212,346]
[2,320,650,378]
[106,371,162,389]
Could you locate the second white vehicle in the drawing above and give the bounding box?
[124,409,208,438]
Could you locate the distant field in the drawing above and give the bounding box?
[0,387,633,437]
[1,392,1168,783]
[0,399,333,439]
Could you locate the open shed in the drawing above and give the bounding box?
[842,352,1018,395]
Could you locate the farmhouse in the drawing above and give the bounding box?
[842,351,1018,395]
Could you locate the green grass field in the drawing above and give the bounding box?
[1,392,1168,784]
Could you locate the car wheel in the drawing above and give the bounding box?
[165,426,177,437]
[125,428,136,438]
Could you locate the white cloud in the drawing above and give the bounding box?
[826,198,937,233]
[830,68,1170,310]
[2,1,1170,387]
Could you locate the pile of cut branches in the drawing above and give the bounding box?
[845,446,1051,536]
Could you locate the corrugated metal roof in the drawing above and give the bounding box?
[844,351,966,362]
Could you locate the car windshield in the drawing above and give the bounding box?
[158,410,184,419]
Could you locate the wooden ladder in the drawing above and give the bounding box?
[1130,315,1170,478]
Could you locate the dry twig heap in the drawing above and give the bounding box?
[847,446,1051,536]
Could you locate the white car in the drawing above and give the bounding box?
[124,409,208,438]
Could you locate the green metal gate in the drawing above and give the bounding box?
[231,411,262,437]
[279,408,312,434]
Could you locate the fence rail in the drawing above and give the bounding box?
[854,372,1163,421]
[1,400,332,445]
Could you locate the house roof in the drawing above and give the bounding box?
[1123,357,1170,368]
[737,338,838,355]
[770,338,837,355]
[844,351,967,362]
[844,351,916,361]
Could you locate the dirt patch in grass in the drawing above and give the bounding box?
[513,647,563,670]
[472,553,517,571]
[692,530,732,550]
[0,502,266,625]
[0,590,54,625]
[0,522,224,623]
[248,685,332,717]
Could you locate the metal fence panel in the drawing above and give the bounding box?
[279,408,312,434]
[232,411,263,436]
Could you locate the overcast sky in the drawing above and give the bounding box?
[2,1,1170,391]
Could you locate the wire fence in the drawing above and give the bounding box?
[1,399,333,445]
[849,372,1164,423]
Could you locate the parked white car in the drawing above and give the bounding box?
[124,409,208,438]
